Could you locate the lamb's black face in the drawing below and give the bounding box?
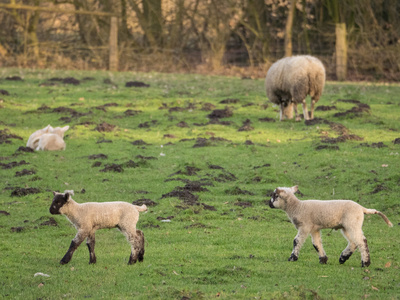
[269,191,279,208]
[50,192,69,215]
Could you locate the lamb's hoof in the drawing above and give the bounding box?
[361,260,371,267]
[60,259,69,265]
[288,254,298,262]
[89,259,97,264]
[319,256,328,264]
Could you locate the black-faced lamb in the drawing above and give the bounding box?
[49,191,147,265]
[265,55,325,121]
[269,186,393,267]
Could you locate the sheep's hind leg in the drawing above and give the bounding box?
[86,232,96,264]
[339,229,357,265]
[122,227,145,265]
[61,231,86,265]
[346,229,370,267]
[301,100,309,120]
[311,230,328,264]
[289,230,308,262]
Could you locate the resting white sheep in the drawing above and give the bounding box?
[269,186,393,267]
[27,125,69,151]
[26,124,53,149]
[50,191,147,265]
[265,55,325,121]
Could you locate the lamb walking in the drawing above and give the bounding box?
[50,191,147,265]
[269,186,393,267]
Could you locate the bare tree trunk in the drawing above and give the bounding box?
[335,22,347,81]
[284,0,296,57]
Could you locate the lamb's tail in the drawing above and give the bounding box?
[135,204,148,212]
[363,208,393,227]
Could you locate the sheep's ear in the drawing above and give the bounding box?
[64,193,69,201]
[61,125,69,132]
[275,188,283,195]
[291,185,299,193]
[53,191,57,196]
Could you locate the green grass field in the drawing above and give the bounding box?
[0,68,399,299]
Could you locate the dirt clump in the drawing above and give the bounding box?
[0,129,23,144]
[11,187,40,197]
[238,119,254,131]
[131,139,150,146]
[220,98,240,104]
[208,107,233,119]
[0,210,10,216]
[169,166,201,177]
[333,102,370,118]
[234,200,253,208]
[132,199,158,206]
[15,169,36,177]
[316,105,337,111]
[176,121,189,128]
[99,163,123,173]
[0,89,10,95]
[253,163,271,169]
[6,76,23,81]
[15,146,34,154]
[95,122,116,132]
[259,117,276,122]
[39,217,58,226]
[202,103,216,111]
[359,142,387,148]
[62,77,80,85]
[1,160,29,169]
[315,145,340,151]
[88,154,108,159]
[162,189,199,205]
[11,226,24,232]
[225,187,255,195]
[394,138,400,144]
[125,81,150,87]
[124,109,141,116]
[96,138,112,144]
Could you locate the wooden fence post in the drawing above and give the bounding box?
[109,16,118,71]
[335,22,347,81]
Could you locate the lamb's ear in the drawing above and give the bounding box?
[291,185,299,193]
[275,188,283,195]
[53,191,57,196]
[61,125,69,132]
[64,193,70,201]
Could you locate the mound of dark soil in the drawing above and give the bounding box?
[132,199,158,206]
[88,154,108,159]
[177,181,211,192]
[125,81,150,88]
[124,109,141,116]
[52,106,77,114]
[11,187,40,197]
[370,183,386,194]
[202,103,216,111]
[201,203,216,211]
[95,122,115,132]
[0,129,23,144]
[15,146,34,153]
[6,76,23,81]
[96,138,112,144]
[209,164,224,170]
[208,107,233,119]
[258,117,276,122]
[11,227,24,232]
[315,145,340,151]
[15,169,36,177]
[234,201,253,208]
[1,160,29,169]
[161,190,199,204]
[92,161,102,167]
[225,187,255,195]
[304,118,330,126]
[0,210,10,216]
[176,121,189,128]
[214,171,237,182]
[62,77,80,85]
[99,163,123,172]
[359,142,387,148]
[245,140,254,145]
[138,120,157,128]
[253,163,271,169]
[393,138,400,144]
[39,217,58,226]
[220,98,239,104]
[316,105,337,111]
[136,155,157,160]
[169,106,185,113]
[0,89,10,95]
[131,139,150,146]
[334,102,370,118]
[169,166,201,177]
[238,119,254,131]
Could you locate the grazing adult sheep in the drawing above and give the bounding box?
[49,191,147,265]
[269,186,393,267]
[265,55,325,121]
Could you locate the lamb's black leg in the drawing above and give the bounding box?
[87,233,96,264]
[60,233,85,264]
